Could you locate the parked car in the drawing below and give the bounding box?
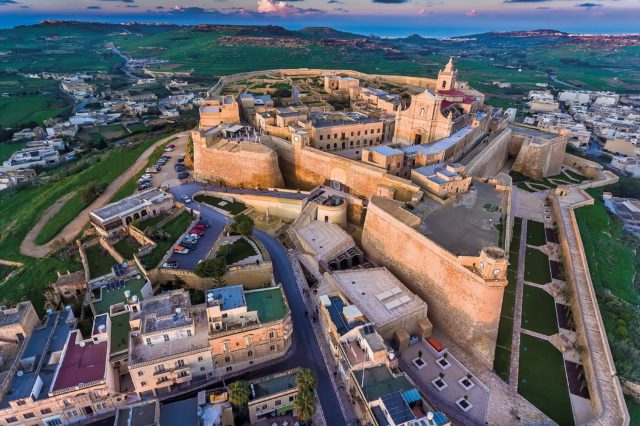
[164,146,175,152]
[175,164,186,172]
[198,219,210,228]
[174,246,190,254]
[177,172,190,179]
[145,167,158,174]
[137,177,151,185]
[185,232,201,240]
[168,144,176,149]
[177,157,185,163]
[180,241,195,250]
[190,227,204,235]
[162,261,178,269]
[141,173,152,180]
[181,194,192,203]
[138,182,152,191]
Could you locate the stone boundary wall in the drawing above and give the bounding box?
[622,379,640,402]
[465,128,513,178]
[549,189,629,426]
[208,68,438,98]
[0,259,23,267]
[79,237,99,282]
[362,198,507,366]
[100,238,125,264]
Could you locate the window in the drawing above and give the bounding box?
[262,404,267,410]
[319,135,323,140]
[334,133,337,139]
[164,334,169,342]
[269,331,275,339]
[41,408,52,415]
[224,356,231,363]
[137,371,144,376]
[351,131,354,137]
[365,130,368,135]
[187,330,192,337]
[6,418,18,424]
[275,400,282,406]
[442,80,447,89]
[200,366,206,372]
[198,356,204,362]
[270,345,276,351]
[146,338,152,345]
[176,359,185,367]
[248,350,253,357]
[226,366,233,372]
[289,396,295,402]
[420,107,425,117]
[16,400,26,406]
[23,413,35,419]
[45,420,63,426]
[158,376,169,383]
[223,341,229,352]
[180,370,190,377]
[141,381,147,387]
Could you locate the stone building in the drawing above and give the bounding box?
[206,285,292,376]
[89,189,175,238]
[410,163,472,199]
[199,95,240,128]
[247,369,300,423]
[324,75,359,95]
[127,290,215,397]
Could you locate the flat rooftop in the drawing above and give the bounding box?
[245,287,288,323]
[91,188,170,222]
[129,307,209,366]
[110,313,131,355]
[250,369,298,400]
[509,124,558,140]
[352,365,414,402]
[296,220,355,262]
[321,268,428,330]
[0,302,30,328]
[367,145,403,157]
[206,285,246,311]
[93,278,147,315]
[51,330,107,393]
[115,400,159,426]
[413,180,505,256]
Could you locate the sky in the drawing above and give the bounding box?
[1,0,640,36]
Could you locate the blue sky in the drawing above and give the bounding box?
[1,0,640,36]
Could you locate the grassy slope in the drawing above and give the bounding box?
[0,141,26,162]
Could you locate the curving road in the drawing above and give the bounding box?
[20,132,190,258]
[169,183,347,426]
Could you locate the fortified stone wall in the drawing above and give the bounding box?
[465,128,513,178]
[192,130,284,188]
[511,133,567,180]
[361,198,507,365]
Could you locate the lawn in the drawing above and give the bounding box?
[34,134,170,245]
[521,285,559,336]
[626,397,640,426]
[141,211,194,269]
[0,141,26,163]
[524,247,552,285]
[194,194,247,215]
[85,244,116,279]
[93,278,146,315]
[222,237,258,265]
[518,334,574,426]
[138,212,170,230]
[527,221,547,247]
[113,238,141,260]
[110,313,131,355]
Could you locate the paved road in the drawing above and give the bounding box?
[20,132,190,258]
[169,183,347,426]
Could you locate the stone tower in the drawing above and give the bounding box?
[437,57,458,91]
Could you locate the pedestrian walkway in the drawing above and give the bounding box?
[508,219,527,390]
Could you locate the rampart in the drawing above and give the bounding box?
[465,128,513,178]
[361,196,507,365]
[549,187,629,426]
[192,129,284,189]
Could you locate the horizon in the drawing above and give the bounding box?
[1,0,639,36]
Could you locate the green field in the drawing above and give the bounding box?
[518,334,574,426]
[0,141,26,163]
[521,285,559,336]
[33,135,169,245]
[524,247,552,285]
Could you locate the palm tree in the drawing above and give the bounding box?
[296,368,317,392]
[227,380,250,409]
[295,388,317,424]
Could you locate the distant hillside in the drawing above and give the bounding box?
[297,26,363,40]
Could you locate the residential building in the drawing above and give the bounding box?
[410,163,472,199]
[247,369,300,423]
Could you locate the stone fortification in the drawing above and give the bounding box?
[192,129,284,188]
[464,127,513,178]
[361,196,508,365]
[510,126,567,180]
[269,138,421,202]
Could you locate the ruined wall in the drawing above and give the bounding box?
[193,130,284,188]
[361,199,507,366]
[465,128,512,178]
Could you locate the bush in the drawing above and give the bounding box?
[194,257,227,283]
[230,214,254,236]
[80,182,107,204]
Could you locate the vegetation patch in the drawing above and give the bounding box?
[141,211,193,269]
[521,285,559,336]
[518,334,573,426]
[221,238,258,265]
[524,247,552,285]
[85,244,116,279]
[194,194,247,215]
[113,237,141,260]
[526,221,547,247]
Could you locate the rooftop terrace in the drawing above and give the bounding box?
[110,313,131,356]
[206,285,246,311]
[93,278,147,315]
[250,369,298,400]
[245,287,288,323]
[352,365,414,402]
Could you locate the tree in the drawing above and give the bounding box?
[230,214,254,236]
[228,380,250,409]
[194,257,227,285]
[80,182,107,204]
[296,368,317,392]
[295,388,317,423]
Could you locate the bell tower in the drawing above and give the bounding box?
[437,57,458,91]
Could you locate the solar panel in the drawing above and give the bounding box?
[380,392,415,424]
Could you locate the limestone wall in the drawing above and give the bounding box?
[204,190,307,221]
[192,130,284,188]
[512,134,567,180]
[151,263,273,290]
[361,198,507,365]
[465,128,512,178]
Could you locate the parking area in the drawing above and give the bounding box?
[146,133,190,189]
[164,207,226,270]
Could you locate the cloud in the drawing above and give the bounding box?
[417,7,429,15]
[577,2,602,7]
[371,0,409,3]
[87,5,102,9]
[125,4,138,7]
[0,0,18,5]
[256,0,324,16]
[465,8,478,16]
[327,0,341,3]
[97,0,135,3]
[503,0,553,3]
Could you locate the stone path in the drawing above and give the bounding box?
[508,219,527,390]
[20,132,189,258]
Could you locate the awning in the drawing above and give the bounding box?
[401,388,421,404]
[276,403,295,415]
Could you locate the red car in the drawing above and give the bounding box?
[190,227,204,236]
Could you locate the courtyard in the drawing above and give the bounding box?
[524,247,552,284]
[521,285,559,336]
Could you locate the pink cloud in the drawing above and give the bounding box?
[465,8,478,16]
[417,8,429,16]
[256,0,324,16]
